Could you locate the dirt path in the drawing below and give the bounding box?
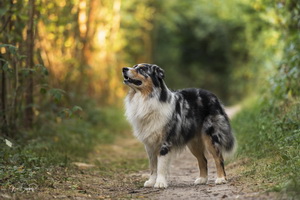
[149,148,248,199]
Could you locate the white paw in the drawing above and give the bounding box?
[194,177,208,185]
[144,179,156,187]
[215,177,227,184]
[154,177,168,188]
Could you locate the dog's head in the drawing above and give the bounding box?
[122,63,165,93]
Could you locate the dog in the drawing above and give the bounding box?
[122,63,235,188]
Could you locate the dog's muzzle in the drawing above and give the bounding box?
[122,67,142,86]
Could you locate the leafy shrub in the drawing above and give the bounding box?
[232,98,300,197]
[0,106,129,191]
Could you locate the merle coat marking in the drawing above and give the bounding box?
[122,63,235,188]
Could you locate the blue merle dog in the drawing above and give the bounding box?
[123,63,235,188]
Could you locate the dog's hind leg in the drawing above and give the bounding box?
[203,135,227,184]
[144,145,158,187]
[188,136,208,185]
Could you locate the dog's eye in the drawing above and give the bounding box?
[138,68,146,73]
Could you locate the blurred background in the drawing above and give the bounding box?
[2,0,297,113]
[0,0,299,198]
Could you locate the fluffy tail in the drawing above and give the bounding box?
[203,112,236,159]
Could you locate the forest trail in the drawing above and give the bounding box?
[1,106,281,200]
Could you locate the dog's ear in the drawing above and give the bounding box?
[153,65,165,79]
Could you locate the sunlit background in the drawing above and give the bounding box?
[1,0,294,107]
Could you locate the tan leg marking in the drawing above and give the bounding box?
[203,135,227,184]
[187,136,208,185]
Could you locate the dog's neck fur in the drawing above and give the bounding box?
[125,84,174,144]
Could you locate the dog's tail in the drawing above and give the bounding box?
[203,108,236,159]
[222,133,237,160]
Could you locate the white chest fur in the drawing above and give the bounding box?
[125,92,174,144]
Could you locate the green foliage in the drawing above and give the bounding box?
[0,44,76,135]
[149,0,299,105]
[0,106,129,191]
[230,1,300,198]
[121,0,157,63]
[232,98,300,197]
[0,144,50,190]
[152,0,273,104]
[271,34,300,100]
[58,106,83,118]
[267,0,300,101]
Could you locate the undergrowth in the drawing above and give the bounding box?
[0,106,131,192]
[232,98,300,198]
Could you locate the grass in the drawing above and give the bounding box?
[232,97,300,198]
[0,105,148,194]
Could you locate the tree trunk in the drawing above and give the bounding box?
[24,0,35,129]
[0,0,9,135]
[0,57,8,136]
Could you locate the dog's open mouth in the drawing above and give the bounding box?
[123,74,142,86]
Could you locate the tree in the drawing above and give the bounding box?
[24,0,35,129]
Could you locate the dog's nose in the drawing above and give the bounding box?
[122,67,129,73]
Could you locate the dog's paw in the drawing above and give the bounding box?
[154,177,168,188]
[154,181,168,188]
[144,179,156,187]
[215,177,227,185]
[194,177,208,185]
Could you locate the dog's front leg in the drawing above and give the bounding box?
[144,145,158,187]
[154,151,173,188]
